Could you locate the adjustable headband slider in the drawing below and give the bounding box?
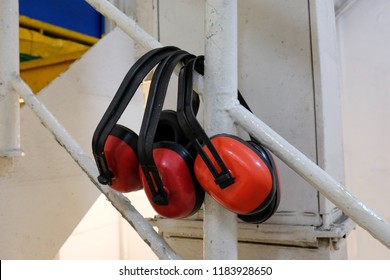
[214,172,235,189]
[142,165,169,205]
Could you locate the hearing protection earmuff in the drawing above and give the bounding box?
[178,56,281,224]
[92,46,181,193]
[138,50,205,219]
[92,45,280,223]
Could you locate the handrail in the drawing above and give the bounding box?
[11,76,182,260]
[83,0,390,250]
[228,104,390,249]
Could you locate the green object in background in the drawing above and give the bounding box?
[20,53,41,62]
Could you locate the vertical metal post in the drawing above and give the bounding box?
[0,0,20,157]
[203,0,238,259]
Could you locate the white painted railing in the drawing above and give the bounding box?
[1,0,389,260]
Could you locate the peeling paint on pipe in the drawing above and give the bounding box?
[203,0,238,260]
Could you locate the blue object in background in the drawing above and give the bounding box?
[19,0,104,38]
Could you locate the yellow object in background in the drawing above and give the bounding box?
[19,16,99,93]
[20,50,87,94]
[19,27,90,59]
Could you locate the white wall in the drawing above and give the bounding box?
[59,193,157,260]
[337,0,390,259]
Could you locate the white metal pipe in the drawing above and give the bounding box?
[203,0,238,259]
[86,0,162,50]
[11,76,181,260]
[228,103,390,249]
[0,0,21,156]
[85,0,204,93]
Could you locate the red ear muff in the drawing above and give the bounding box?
[194,134,274,215]
[104,124,142,193]
[150,110,204,217]
[176,55,281,223]
[140,142,204,218]
[137,50,205,219]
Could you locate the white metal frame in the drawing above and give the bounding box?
[1,0,389,259]
[0,0,21,157]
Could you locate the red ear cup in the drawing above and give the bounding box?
[194,134,274,215]
[140,142,204,219]
[104,124,142,193]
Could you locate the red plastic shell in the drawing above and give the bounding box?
[194,135,273,214]
[140,147,197,219]
[104,135,142,193]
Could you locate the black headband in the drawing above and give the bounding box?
[92,46,180,185]
[177,56,236,189]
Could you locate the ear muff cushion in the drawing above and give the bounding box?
[140,142,204,219]
[194,134,274,215]
[155,110,189,147]
[238,141,281,223]
[104,124,142,193]
[248,141,281,196]
[238,193,279,224]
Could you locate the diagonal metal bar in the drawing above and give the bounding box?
[86,0,162,50]
[11,75,182,260]
[85,0,205,93]
[228,103,390,249]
